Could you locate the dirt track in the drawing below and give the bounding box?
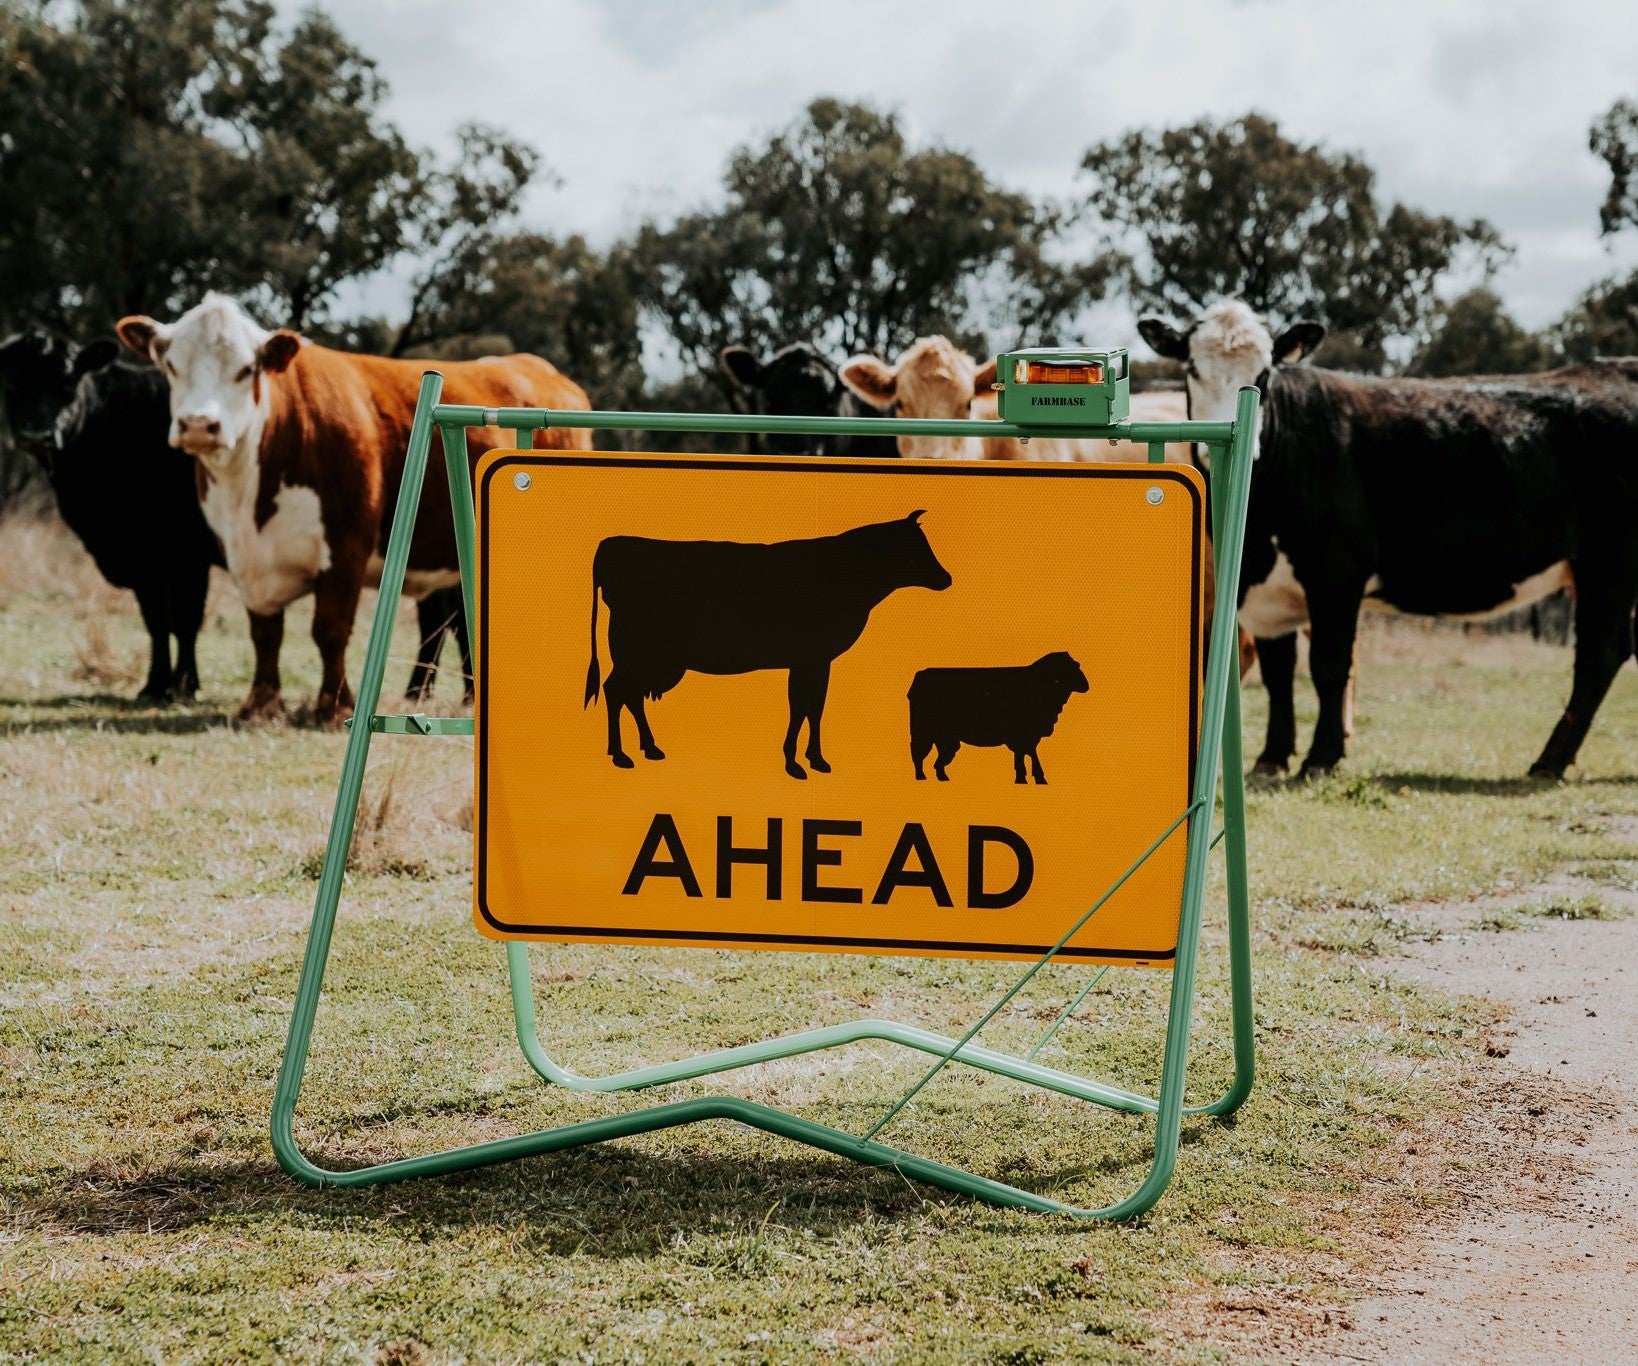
[1315,890,1638,1363]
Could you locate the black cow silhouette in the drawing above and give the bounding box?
[585,511,952,777]
[908,652,1090,784]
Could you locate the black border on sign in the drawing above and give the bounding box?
[474,454,1202,961]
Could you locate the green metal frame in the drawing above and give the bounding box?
[271,375,1261,1220]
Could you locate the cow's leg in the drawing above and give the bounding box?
[310,568,363,727]
[1254,632,1298,774]
[782,669,810,779]
[169,559,209,701]
[802,659,832,773]
[602,670,634,768]
[404,594,448,702]
[1529,571,1637,778]
[239,609,285,722]
[1010,747,1027,784]
[132,582,173,702]
[1029,747,1047,785]
[1299,590,1364,776]
[933,740,958,781]
[453,595,474,705]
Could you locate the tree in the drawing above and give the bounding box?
[1590,97,1638,238]
[1555,272,1638,361]
[1550,98,1638,363]
[0,1,537,335]
[1080,114,1509,363]
[634,98,1115,403]
[1407,289,1551,377]
[394,231,643,410]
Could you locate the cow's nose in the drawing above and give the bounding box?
[176,415,222,440]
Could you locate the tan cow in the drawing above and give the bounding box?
[838,335,1194,463]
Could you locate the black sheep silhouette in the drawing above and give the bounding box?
[585,511,952,777]
[909,652,1090,784]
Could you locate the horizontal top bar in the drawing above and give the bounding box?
[429,404,1234,445]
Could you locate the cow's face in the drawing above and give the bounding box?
[0,332,76,452]
[116,294,301,465]
[0,333,122,465]
[721,343,849,454]
[841,337,992,458]
[1036,651,1090,695]
[1137,301,1325,432]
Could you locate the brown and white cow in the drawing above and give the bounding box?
[116,294,592,725]
[837,336,1194,463]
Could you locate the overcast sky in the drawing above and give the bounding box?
[294,0,1638,346]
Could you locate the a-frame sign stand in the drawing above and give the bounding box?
[271,374,1260,1220]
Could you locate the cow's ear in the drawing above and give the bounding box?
[71,338,121,378]
[257,329,302,374]
[840,354,896,408]
[116,315,165,361]
[1137,317,1190,362]
[972,357,998,395]
[718,345,762,390]
[1273,321,1326,366]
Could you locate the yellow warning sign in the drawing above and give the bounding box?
[474,452,1204,964]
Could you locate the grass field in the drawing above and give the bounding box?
[4,513,1638,1361]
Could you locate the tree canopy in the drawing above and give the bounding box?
[633,99,1114,401]
[1590,97,1638,239]
[0,0,538,335]
[1081,114,1509,368]
[1407,289,1551,377]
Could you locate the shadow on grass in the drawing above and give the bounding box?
[11,1108,1187,1250]
[1368,769,1638,796]
[0,697,239,735]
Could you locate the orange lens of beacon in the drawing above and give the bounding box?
[1018,360,1104,385]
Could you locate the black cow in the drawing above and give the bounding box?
[0,333,220,699]
[585,511,953,777]
[909,652,1089,784]
[1141,305,1638,778]
[720,343,898,457]
[0,331,470,705]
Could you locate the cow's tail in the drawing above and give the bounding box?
[584,562,602,708]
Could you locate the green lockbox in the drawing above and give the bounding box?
[995,347,1130,426]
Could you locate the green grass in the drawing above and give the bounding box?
[4,522,1638,1359]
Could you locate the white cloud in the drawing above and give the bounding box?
[294,0,1638,334]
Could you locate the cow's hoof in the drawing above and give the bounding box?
[642,745,665,761]
[934,771,949,782]
[1252,759,1287,777]
[136,685,171,706]
[1526,763,1565,781]
[807,756,831,774]
[611,752,635,769]
[1298,762,1335,781]
[913,771,926,781]
[1034,776,1048,786]
[236,691,285,725]
[785,762,807,780]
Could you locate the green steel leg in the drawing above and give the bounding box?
[272,378,1260,1219]
[271,372,447,1183]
